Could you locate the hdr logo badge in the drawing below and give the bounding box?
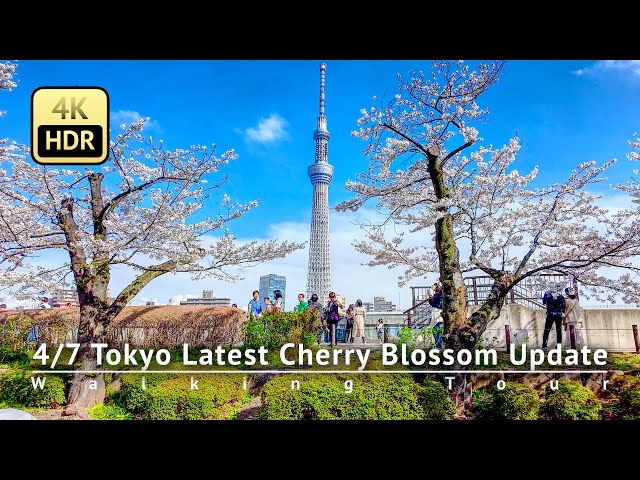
[31,87,109,165]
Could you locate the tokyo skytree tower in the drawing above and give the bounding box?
[306,63,334,301]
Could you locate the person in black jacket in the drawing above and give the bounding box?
[541,290,566,350]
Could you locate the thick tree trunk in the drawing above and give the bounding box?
[65,304,108,409]
[66,340,105,408]
[445,275,513,411]
[435,213,468,335]
[427,147,468,336]
[425,148,471,412]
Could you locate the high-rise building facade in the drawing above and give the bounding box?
[373,296,397,312]
[259,274,287,310]
[50,288,77,307]
[306,63,334,303]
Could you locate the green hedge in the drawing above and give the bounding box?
[243,309,320,350]
[471,388,494,418]
[113,372,249,420]
[260,373,456,420]
[418,379,457,420]
[491,382,540,420]
[0,369,66,408]
[616,381,640,420]
[542,381,601,420]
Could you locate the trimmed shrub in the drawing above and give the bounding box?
[260,372,445,420]
[542,380,601,420]
[0,369,66,408]
[114,372,249,420]
[471,388,494,418]
[88,403,133,420]
[1,305,247,349]
[492,382,539,420]
[0,346,31,366]
[417,379,457,420]
[616,382,640,420]
[243,309,320,350]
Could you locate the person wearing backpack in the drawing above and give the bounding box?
[541,289,566,350]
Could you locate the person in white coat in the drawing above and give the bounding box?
[353,299,367,344]
[562,287,585,349]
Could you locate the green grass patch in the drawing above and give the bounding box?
[609,353,640,371]
[88,403,133,420]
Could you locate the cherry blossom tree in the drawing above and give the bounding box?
[338,60,640,355]
[0,61,305,408]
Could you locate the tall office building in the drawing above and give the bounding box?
[374,296,397,312]
[259,274,287,310]
[306,63,334,303]
[50,287,77,307]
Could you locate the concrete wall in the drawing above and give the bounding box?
[357,306,640,352]
[480,304,640,352]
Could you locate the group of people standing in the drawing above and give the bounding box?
[297,291,368,345]
[247,289,369,346]
[542,287,585,349]
[247,289,284,317]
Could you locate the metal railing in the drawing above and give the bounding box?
[406,274,574,326]
[320,324,406,344]
[403,300,439,328]
[464,273,575,309]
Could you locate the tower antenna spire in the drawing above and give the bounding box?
[319,63,326,116]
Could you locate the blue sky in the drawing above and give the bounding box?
[1,60,639,309]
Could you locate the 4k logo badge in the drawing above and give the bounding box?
[31,87,109,165]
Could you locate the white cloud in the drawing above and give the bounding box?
[573,60,640,78]
[110,110,161,131]
[167,294,198,305]
[131,296,159,306]
[244,113,289,143]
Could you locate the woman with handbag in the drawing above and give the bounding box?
[562,287,586,349]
